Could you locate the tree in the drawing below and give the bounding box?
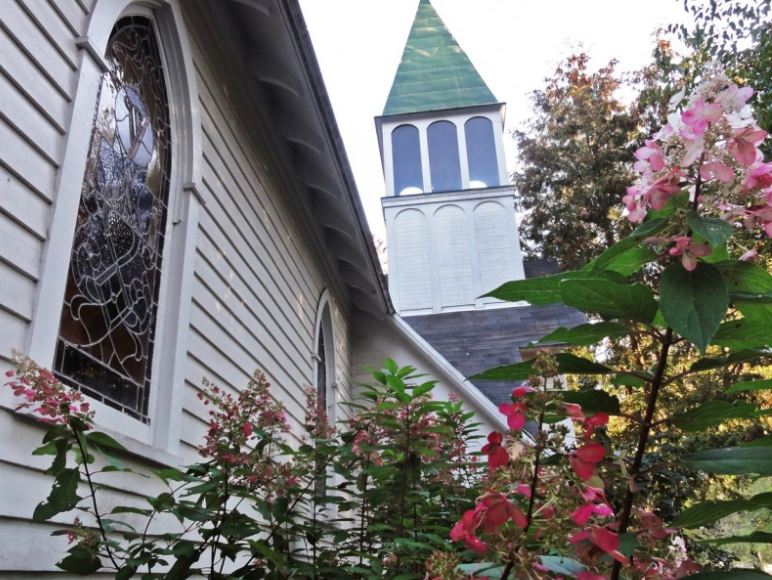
[513,54,639,270]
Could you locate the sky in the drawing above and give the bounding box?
[299,0,689,240]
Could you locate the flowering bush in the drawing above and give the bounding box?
[469,69,772,579]
[4,355,483,578]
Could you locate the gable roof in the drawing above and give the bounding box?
[383,0,498,116]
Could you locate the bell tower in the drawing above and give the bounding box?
[378,0,525,316]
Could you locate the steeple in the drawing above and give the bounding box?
[384,0,498,116]
[378,0,525,316]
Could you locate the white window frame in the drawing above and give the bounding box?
[25,0,205,462]
[312,290,337,423]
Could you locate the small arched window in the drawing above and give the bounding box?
[314,297,336,421]
[428,120,461,192]
[465,117,499,188]
[54,16,171,421]
[391,124,423,196]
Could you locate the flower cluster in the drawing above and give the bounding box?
[4,352,93,428]
[450,491,527,554]
[197,372,295,496]
[302,386,334,440]
[623,68,770,269]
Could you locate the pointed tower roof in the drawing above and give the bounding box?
[383,0,498,116]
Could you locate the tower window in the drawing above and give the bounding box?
[391,124,423,195]
[428,120,461,192]
[465,116,500,188]
[54,17,171,421]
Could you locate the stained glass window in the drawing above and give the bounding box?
[55,16,171,421]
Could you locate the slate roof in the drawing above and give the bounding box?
[383,0,498,116]
[404,259,586,406]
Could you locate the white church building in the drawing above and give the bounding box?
[0,0,581,572]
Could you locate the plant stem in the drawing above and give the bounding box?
[74,431,120,569]
[501,561,514,580]
[610,328,673,580]
[524,406,547,533]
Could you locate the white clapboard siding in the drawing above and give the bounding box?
[474,201,515,296]
[393,208,432,311]
[48,0,91,37]
[0,32,70,134]
[0,1,357,573]
[0,261,35,322]
[434,204,474,308]
[0,1,75,99]
[16,0,80,68]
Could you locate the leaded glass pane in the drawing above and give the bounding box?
[55,17,171,421]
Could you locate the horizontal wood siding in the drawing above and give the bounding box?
[0,1,356,573]
[0,0,87,573]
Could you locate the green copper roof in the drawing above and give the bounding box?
[383,0,498,116]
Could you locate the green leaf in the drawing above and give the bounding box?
[683,446,772,475]
[33,468,81,521]
[704,531,772,545]
[612,373,649,387]
[727,379,772,393]
[562,390,621,415]
[85,431,126,451]
[691,349,772,372]
[57,547,102,575]
[660,262,729,351]
[743,435,772,447]
[555,353,614,374]
[536,322,628,346]
[673,492,772,528]
[591,217,668,273]
[538,556,587,576]
[686,211,735,246]
[716,260,772,294]
[672,400,760,432]
[602,245,659,276]
[560,278,658,324]
[712,315,772,350]
[484,271,587,305]
[689,570,772,579]
[471,353,612,381]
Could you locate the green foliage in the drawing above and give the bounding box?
[13,360,483,578]
[660,262,730,351]
[672,493,772,529]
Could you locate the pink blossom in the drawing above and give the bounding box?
[729,127,767,168]
[668,236,711,271]
[514,483,532,498]
[647,173,682,210]
[578,573,606,580]
[742,161,772,192]
[681,99,722,136]
[481,431,509,470]
[740,248,758,261]
[512,385,535,398]
[634,140,666,173]
[699,160,734,183]
[499,401,527,431]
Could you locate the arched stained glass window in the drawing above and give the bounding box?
[428,120,461,192]
[55,16,171,421]
[392,124,423,196]
[465,116,499,188]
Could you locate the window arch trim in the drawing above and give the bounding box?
[313,290,337,422]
